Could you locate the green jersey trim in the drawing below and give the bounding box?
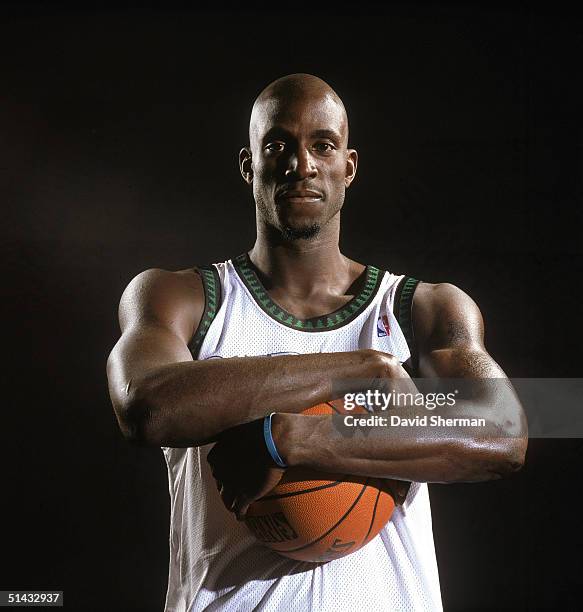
[189,265,221,358]
[233,253,384,332]
[393,276,421,374]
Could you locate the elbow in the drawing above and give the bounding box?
[495,435,528,476]
[114,384,162,447]
[491,410,529,477]
[107,350,168,447]
[445,435,527,482]
[117,415,146,447]
[465,436,527,481]
[465,407,529,480]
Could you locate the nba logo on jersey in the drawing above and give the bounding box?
[377,314,391,337]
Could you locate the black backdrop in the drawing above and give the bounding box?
[2,2,582,610]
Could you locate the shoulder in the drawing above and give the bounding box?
[411,281,485,352]
[118,267,205,342]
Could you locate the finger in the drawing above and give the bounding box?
[395,481,411,505]
[235,501,250,522]
[221,488,237,513]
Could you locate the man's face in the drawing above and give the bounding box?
[241,93,357,240]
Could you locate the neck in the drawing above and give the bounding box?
[249,213,362,296]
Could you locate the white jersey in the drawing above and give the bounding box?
[162,254,442,612]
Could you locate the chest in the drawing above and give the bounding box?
[265,289,357,321]
[199,278,409,364]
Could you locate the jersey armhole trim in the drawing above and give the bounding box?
[393,276,421,376]
[188,265,222,359]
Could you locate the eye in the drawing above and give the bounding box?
[265,142,285,153]
[313,142,336,153]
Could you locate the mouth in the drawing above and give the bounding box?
[276,190,323,204]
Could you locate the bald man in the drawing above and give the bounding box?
[107,74,527,611]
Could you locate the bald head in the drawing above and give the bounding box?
[240,73,358,242]
[249,73,349,149]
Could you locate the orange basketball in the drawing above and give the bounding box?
[245,402,397,562]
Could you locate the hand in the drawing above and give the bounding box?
[383,479,412,506]
[206,418,285,521]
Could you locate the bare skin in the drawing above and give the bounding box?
[107,73,527,521]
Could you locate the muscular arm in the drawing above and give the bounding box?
[273,283,528,484]
[106,268,389,447]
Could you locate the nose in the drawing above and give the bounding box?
[284,148,317,180]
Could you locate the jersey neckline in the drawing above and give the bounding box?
[232,252,384,332]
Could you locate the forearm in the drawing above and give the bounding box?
[121,350,386,447]
[274,397,528,483]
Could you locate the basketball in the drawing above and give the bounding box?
[245,402,397,562]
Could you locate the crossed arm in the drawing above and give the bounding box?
[107,268,527,518]
[271,282,527,482]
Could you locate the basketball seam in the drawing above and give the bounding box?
[283,479,370,553]
[362,488,382,546]
[325,401,342,414]
[260,479,345,501]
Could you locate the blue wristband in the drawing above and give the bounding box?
[263,412,287,468]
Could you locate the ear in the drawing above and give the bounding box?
[344,149,358,188]
[239,147,253,185]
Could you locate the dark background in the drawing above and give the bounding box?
[2,2,582,610]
